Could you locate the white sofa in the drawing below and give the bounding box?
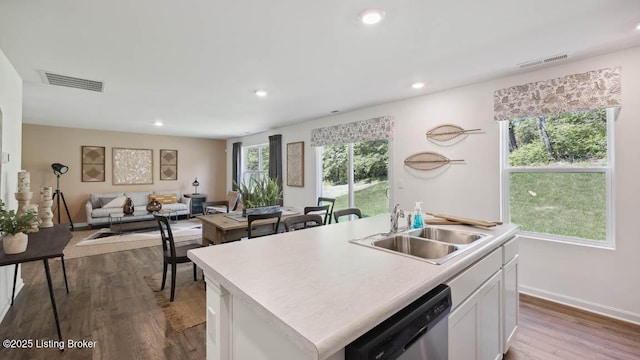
[85,190,191,228]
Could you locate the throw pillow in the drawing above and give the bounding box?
[99,197,116,208]
[154,193,177,204]
[102,196,127,209]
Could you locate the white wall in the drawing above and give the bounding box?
[0,48,24,321]
[228,46,640,324]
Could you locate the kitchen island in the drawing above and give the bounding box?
[188,214,519,360]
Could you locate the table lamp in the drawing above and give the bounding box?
[192,178,200,194]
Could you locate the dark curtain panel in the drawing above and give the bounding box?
[268,134,283,205]
[232,142,242,190]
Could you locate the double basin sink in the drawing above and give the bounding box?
[350,227,491,265]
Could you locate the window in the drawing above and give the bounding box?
[242,144,269,185]
[501,108,615,247]
[320,139,389,218]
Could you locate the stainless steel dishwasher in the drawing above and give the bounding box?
[345,284,451,360]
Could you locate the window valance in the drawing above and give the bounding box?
[494,67,621,121]
[310,116,394,147]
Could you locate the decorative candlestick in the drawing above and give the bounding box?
[26,204,39,232]
[14,170,39,233]
[39,186,54,228]
[15,191,33,217]
[17,170,30,193]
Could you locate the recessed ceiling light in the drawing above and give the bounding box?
[255,90,268,97]
[360,9,385,25]
[636,23,640,30]
[153,120,163,127]
[411,82,425,89]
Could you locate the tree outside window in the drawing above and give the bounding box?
[242,144,269,185]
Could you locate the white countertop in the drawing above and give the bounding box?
[188,214,519,359]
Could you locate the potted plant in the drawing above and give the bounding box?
[236,177,282,216]
[0,200,39,254]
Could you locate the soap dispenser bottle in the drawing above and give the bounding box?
[412,202,424,229]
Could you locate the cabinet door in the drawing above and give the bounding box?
[502,255,519,353]
[449,291,480,360]
[192,197,206,215]
[479,271,502,360]
[206,281,230,360]
[449,271,502,360]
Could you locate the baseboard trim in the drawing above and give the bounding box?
[520,285,640,326]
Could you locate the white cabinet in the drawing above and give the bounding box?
[206,281,231,360]
[205,276,335,360]
[501,237,519,354]
[502,254,519,353]
[448,236,520,360]
[448,270,502,360]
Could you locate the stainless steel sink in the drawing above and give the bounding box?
[406,227,484,245]
[373,235,458,260]
[350,226,491,265]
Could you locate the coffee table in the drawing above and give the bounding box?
[156,209,178,223]
[109,212,157,233]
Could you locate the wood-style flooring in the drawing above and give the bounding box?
[1,245,638,359]
[0,246,205,360]
[505,294,640,360]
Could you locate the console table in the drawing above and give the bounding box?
[184,193,207,217]
[0,225,72,342]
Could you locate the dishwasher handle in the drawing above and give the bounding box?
[402,324,429,352]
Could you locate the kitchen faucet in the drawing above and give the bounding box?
[390,204,405,233]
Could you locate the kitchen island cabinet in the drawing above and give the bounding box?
[448,257,503,360]
[502,238,520,353]
[189,214,519,360]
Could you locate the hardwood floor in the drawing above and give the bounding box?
[1,245,638,360]
[0,246,205,360]
[505,294,640,360]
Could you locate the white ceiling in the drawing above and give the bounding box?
[1,0,639,139]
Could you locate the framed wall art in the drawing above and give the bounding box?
[286,141,304,187]
[160,149,178,180]
[112,148,153,185]
[81,145,105,182]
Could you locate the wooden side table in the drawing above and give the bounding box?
[0,225,72,342]
[184,193,207,217]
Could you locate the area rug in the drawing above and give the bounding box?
[77,222,202,246]
[62,219,203,259]
[144,269,206,332]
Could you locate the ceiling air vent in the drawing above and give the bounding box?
[518,54,569,69]
[41,71,104,92]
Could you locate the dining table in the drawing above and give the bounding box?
[197,208,300,245]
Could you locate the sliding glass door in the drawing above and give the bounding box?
[321,140,389,217]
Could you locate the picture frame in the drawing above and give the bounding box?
[286,141,304,187]
[159,149,178,180]
[81,145,105,182]
[112,148,153,185]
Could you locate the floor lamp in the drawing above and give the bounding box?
[51,163,74,230]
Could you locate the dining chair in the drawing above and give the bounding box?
[202,201,230,214]
[247,211,282,239]
[284,214,323,232]
[303,204,331,225]
[333,208,363,223]
[154,215,204,302]
[317,197,336,224]
[203,191,241,214]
